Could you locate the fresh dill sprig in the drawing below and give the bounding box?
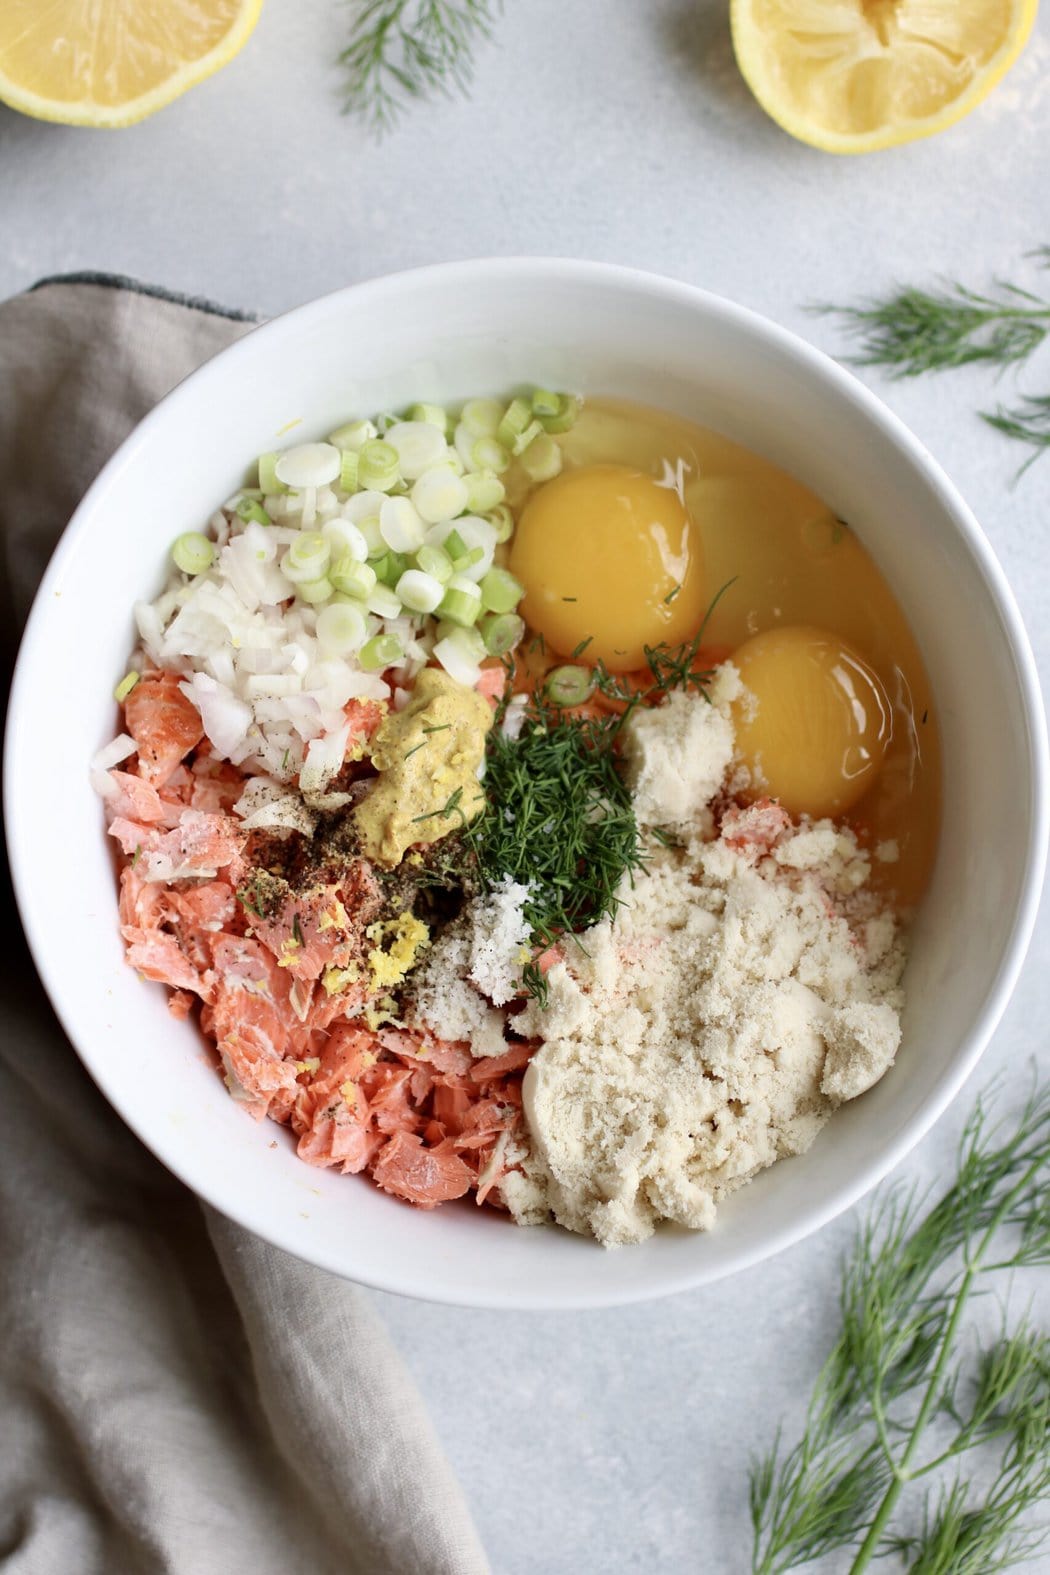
[339,0,502,134]
[815,255,1050,378]
[816,252,1050,477]
[982,393,1050,475]
[750,1080,1050,1575]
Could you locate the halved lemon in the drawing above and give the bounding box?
[731,0,1038,153]
[0,0,263,128]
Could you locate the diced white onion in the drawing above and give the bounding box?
[434,632,483,688]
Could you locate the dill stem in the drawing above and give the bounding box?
[847,1147,1046,1573]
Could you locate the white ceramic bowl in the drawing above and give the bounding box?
[7,260,1047,1308]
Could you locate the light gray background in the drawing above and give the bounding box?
[3,3,1050,1571]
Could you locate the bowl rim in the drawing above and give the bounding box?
[6,256,1048,1309]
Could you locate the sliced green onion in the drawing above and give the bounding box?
[172,532,215,575]
[357,439,400,492]
[520,432,563,483]
[339,449,359,493]
[538,395,581,434]
[379,495,425,552]
[460,398,503,438]
[496,396,532,450]
[367,583,403,620]
[322,518,368,562]
[297,576,333,605]
[328,419,376,451]
[257,453,287,494]
[471,436,510,474]
[282,531,331,583]
[415,543,454,583]
[486,503,515,544]
[114,670,140,703]
[356,516,386,556]
[316,600,368,655]
[359,633,404,672]
[452,545,486,573]
[444,527,468,562]
[480,567,525,615]
[463,470,505,515]
[236,497,272,526]
[385,421,447,481]
[411,464,469,524]
[438,575,483,628]
[531,388,561,417]
[330,556,377,598]
[396,569,444,614]
[275,443,341,490]
[481,613,525,657]
[545,664,595,707]
[409,402,449,433]
[372,550,409,589]
[512,419,545,456]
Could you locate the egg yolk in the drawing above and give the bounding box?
[509,463,705,671]
[731,625,891,819]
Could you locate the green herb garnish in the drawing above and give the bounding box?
[466,700,641,992]
[292,914,304,946]
[983,393,1050,476]
[751,1080,1050,1575]
[817,251,1050,476]
[816,254,1050,377]
[520,958,550,1009]
[592,577,737,714]
[339,0,501,134]
[413,785,466,824]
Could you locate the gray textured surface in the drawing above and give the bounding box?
[2,2,1049,1570]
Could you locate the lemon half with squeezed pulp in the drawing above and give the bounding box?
[731,0,1038,153]
[0,0,263,128]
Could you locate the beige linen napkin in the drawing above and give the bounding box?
[0,278,490,1575]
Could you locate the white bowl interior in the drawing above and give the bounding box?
[7,261,1046,1307]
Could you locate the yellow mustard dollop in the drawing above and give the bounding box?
[353,667,492,867]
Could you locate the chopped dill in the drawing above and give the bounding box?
[663,583,681,604]
[650,827,683,850]
[422,723,451,734]
[291,914,303,946]
[562,596,577,602]
[413,785,465,824]
[571,636,593,659]
[281,748,290,772]
[131,845,142,868]
[465,698,641,995]
[592,577,737,716]
[235,889,265,920]
[403,740,427,759]
[520,959,550,1009]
